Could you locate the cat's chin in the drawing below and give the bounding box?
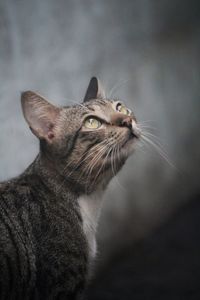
[120,135,138,158]
[94,141,136,191]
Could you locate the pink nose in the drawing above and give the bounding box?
[121,117,132,129]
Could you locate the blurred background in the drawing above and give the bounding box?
[0,0,200,298]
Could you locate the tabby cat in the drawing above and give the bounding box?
[0,77,141,299]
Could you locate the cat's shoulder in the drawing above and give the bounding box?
[0,175,33,201]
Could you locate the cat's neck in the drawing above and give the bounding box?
[25,154,76,199]
[25,153,106,200]
[78,191,104,259]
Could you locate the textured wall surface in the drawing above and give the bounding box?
[0,0,200,262]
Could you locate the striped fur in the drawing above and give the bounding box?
[0,171,87,299]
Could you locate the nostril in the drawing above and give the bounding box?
[121,117,132,129]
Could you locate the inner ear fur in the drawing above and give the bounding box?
[21,91,60,142]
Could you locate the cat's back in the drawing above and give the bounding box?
[0,175,34,224]
[0,176,37,299]
[0,175,88,299]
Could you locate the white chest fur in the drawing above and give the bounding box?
[78,192,103,260]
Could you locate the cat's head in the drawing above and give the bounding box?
[21,77,141,193]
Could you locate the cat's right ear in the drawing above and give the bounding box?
[21,91,60,143]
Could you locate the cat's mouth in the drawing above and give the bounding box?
[111,129,140,162]
[121,128,141,149]
[131,124,141,139]
[131,130,140,140]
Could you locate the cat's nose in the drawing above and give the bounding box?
[110,113,141,138]
[122,117,141,138]
[121,117,132,130]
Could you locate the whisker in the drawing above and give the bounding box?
[142,131,165,146]
[91,143,113,187]
[141,135,176,169]
[112,144,125,191]
[86,145,108,177]
[138,124,158,132]
[82,141,112,180]
[138,120,157,124]
[84,144,112,189]
[55,141,108,194]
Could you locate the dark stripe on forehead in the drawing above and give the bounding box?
[84,104,95,112]
[95,99,108,106]
[63,104,93,116]
[85,99,108,110]
[99,99,107,106]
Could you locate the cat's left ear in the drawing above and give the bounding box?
[21,91,60,143]
[83,77,106,102]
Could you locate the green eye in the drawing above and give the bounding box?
[84,118,102,129]
[116,103,130,115]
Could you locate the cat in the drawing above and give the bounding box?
[0,77,141,299]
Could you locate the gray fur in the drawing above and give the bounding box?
[0,78,140,299]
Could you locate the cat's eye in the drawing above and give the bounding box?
[84,117,102,129]
[116,103,130,115]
